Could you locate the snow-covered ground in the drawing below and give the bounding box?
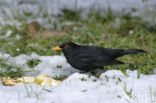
[0,52,156,103]
[0,52,79,77]
[0,69,156,103]
[0,0,156,29]
[1,0,156,12]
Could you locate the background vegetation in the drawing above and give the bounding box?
[0,1,156,78]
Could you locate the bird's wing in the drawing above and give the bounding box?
[73,49,107,68]
[74,52,96,64]
[72,46,123,69]
[96,47,124,58]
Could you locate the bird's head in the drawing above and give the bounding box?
[53,42,80,53]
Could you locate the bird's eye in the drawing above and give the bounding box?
[64,45,70,49]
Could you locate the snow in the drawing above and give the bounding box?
[0,84,55,103]
[3,0,155,12]
[0,0,156,29]
[0,69,156,103]
[51,71,156,103]
[0,52,79,77]
[0,30,13,39]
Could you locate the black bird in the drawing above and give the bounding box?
[53,42,145,77]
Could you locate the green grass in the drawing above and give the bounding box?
[27,59,41,68]
[0,5,156,78]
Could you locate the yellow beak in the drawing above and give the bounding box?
[53,46,62,51]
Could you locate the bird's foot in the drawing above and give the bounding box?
[95,69,104,78]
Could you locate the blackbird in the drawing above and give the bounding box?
[53,42,145,77]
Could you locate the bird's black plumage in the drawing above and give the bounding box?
[54,42,145,72]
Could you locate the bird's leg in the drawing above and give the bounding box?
[95,69,104,78]
[95,67,105,78]
[87,68,104,78]
[87,67,106,78]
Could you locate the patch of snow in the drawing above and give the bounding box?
[0,70,156,103]
[0,17,22,29]
[0,0,156,31]
[0,30,13,39]
[35,55,80,77]
[15,34,21,40]
[0,52,79,77]
[153,68,156,74]
[10,0,156,13]
[5,30,12,37]
[0,84,55,103]
[0,52,10,58]
[50,70,156,103]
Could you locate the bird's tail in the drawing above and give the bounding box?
[122,49,146,55]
